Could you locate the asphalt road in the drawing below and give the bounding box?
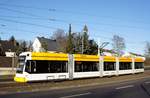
[0,77,150,98]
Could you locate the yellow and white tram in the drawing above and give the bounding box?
[14,52,145,82]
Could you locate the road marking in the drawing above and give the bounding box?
[60,92,91,98]
[145,81,150,84]
[116,85,134,90]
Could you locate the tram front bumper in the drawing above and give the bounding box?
[14,76,27,82]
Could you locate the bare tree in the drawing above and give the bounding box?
[145,42,150,57]
[112,35,126,56]
[27,41,33,51]
[51,29,67,52]
[51,29,66,40]
[73,32,82,53]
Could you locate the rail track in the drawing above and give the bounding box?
[0,70,149,93]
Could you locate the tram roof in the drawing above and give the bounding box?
[31,52,68,61]
[19,52,145,62]
[74,54,99,62]
[134,58,145,62]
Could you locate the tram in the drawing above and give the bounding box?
[14,52,144,82]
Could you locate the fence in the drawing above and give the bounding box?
[0,56,18,75]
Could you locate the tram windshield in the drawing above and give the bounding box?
[16,56,26,73]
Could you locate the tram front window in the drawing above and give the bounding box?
[16,56,26,73]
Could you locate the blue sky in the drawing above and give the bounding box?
[0,0,150,54]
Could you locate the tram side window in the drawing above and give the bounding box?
[25,61,68,73]
[48,61,68,73]
[36,61,49,73]
[104,62,116,71]
[75,61,99,72]
[119,62,132,70]
[135,62,144,69]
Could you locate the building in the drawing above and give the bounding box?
[32,37,59,52]
[0,40,18,56]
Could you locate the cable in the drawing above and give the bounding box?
[0,3,49,11]
[0,10,146,47]
[0,6,40,17]
[0,17,145,46]
[0,15,55,21]
[0,15,133,39]
[0,26,37,34]
[0,3,149,26]
[0,18,65,30]
[0,6,148,31]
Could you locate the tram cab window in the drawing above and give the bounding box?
[135,62,144,69]
[75,61,99,72]
[119,62,132,70]
[104,62,116,71]
[16,56,26,73]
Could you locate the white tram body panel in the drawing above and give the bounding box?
[25,73,69,81]
[134,69,144,73]
[103,71,117,76]
[14,52,145,82]
[73,72,100,79]
[118,70,133,75]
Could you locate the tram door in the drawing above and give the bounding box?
[25,61,36,81]
[25,60,36,73]
[30,61,37,80]
[31,61,36,73]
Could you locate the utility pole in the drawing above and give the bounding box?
[82,32,84,54]
[81,29,86,54]
[97,39,100,56]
